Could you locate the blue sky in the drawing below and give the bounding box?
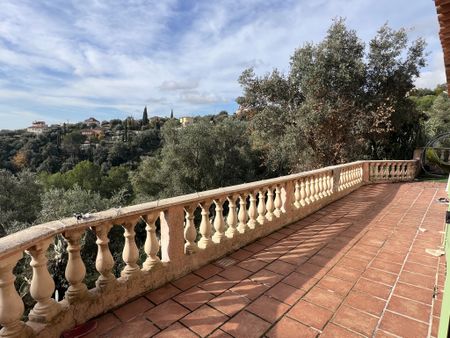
[0,0,445,130]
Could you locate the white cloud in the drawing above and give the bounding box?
[0,0,445,129]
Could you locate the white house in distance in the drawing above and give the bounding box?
[84,117,100,127]
[26,121,48,134]
[179,117,194,127]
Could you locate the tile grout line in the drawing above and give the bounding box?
[372,187,439,337]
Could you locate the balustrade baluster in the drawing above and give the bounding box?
[318,174,324,198]
[247,192,258,229]
[27,237,61,322]
[92,223,115,288]
[300,179,306,205]
[314,176,320,200]
[184,205,198,253]
[143,212,161,270]
[198,201,213,248]
[63,230,88,302]
[121,218,140,278]
[238,194,249,233]
[274,185,282,217]
[226,195,238,238]
[309,177,316,202]
[304,178,311,204]
[294,181,301,208]
[257,190,267,224]
[266,188,275,221]
[212,198,226,243]
[0,252,29,337]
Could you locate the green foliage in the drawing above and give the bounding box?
[0,170,42,235]
[132,118,260,200]
[425,93,450,138]
[238,19,427,171]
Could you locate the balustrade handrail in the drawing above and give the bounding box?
[0,159,418,338]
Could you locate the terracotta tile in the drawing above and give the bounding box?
[229,278,270,300]
[198,275,237,295]
[321,322,364,338]
[208,329,233,338]
[171,273,204,291]
[303,286,343,311]
[374,329,398,338]
[403,261,436,277]
[173,286,215,311]
[279,253,309,265]
[249,269,284,286]
[307,254,330,267]
[393,282,433,304]
[337,257,368,271]
[221,310,270,338]
[333,305,378,336]
[181,305,228,337]
[328,265,362,282]
[408,253,438,267]
[283,271,318,291]
[353,278,392,299]
[144,300,190,329]
[268,232,288,240]
[317,275,354,296]
[287,299,333,329]
[318,247,341,258]
[387,295,431,322]
[229,249,253,261]
[218,265,252,282]
[296,262,328,279]
[431,315,439,337]
[92,313,121,335]
[243,242,266,253]
[344,290,386,316]
[102,316,159,338]
[193,264,223,279]
[265,260,296,276]
[362,268,397,286]
[399,270,435,290]
[257,236,278,246]
[113,297,154,322]
[145,284,181,305]
[237,258,267,272]
[208,290,250,316]
[266,316,318,338]
[370,259,402,274]
[253,250,282,263]
[379,311,429,337]
[265,282,306,305]
[154,322,197,338]
[246,295,289,323]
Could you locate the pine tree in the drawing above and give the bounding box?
[170,109,174,119]
[142,106,149,125]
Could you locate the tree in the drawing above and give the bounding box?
[0,170,42,235]
[237,19,427,172]
[425,93,450,138]
[142,106,149,125]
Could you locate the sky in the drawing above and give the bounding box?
[0,0,445,130]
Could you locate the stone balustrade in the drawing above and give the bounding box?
[0,160,418,338]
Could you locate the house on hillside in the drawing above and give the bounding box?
[26,121,48,134]
[180,116,194,127]
[84,117,100,127]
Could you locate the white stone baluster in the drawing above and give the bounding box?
[294,181,301,208]
[0,252,29,337]
[92,223,115,289]
[63,230,88,302]
[309,176,316,202]
[121,218,140,278]
[198,201,213,248]
[266,187,275,221]
[226,195,238,238]
[238,194,249,233]
[300,179,306,205]
[318,174,324,199]
[247,191,258,229]
[274,185,282,217]
[212,198,226,243]
[305,177,311,204]
[184,205,198,254]
[27,238,61,322]
[143,212,161,270]
[257,190,267,225]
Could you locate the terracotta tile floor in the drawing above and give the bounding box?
[86,182,447,338]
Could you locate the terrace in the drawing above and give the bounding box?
[0,160,448,338]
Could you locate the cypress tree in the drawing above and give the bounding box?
[142,106,149,125]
